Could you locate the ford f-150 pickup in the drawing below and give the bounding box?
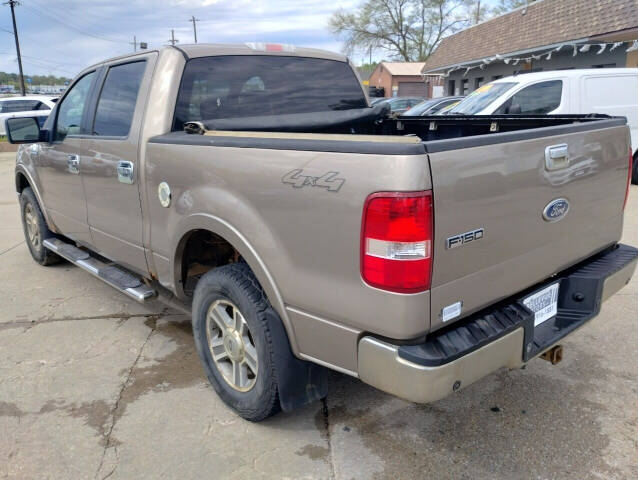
[6,44,637,421]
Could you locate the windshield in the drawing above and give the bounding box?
[447,82,517,115]
[402,99,441,116]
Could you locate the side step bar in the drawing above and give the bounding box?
[43,238,157,303]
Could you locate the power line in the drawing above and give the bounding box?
[3,0,26,95]
[189,15,199,43]
[20,2,128,44]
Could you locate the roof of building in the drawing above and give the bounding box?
[376,62,427,76]
[423,0,638,73]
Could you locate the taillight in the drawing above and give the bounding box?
[361,191,433,293]
[624,149,633,211]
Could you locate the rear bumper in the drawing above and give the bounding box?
[358,244,638,404]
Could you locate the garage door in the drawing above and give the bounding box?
[398,82,428,97]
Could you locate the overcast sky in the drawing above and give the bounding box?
[1,0,498,79]
[0,0,365,78]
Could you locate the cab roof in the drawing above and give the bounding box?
[86,43,348,71]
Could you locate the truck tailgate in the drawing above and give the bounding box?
[427,122,630,332]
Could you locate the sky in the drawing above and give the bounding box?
[0,0,365,78]
[1,0,499,79]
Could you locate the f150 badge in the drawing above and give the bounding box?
[282,169,345,192]
[446,228,484,249]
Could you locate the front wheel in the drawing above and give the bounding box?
[19,187,60,266]
[192,263,280,421]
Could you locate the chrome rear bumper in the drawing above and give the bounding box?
[358,244,638,404]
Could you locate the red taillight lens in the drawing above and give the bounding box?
[361,191,433,293]
[624,149,633,211]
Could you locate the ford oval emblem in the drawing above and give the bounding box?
[543,198,569,222]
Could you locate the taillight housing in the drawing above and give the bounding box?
[624,148,633,211]
[361,191,433,293]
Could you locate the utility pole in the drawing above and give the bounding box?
[167,29,178,46]
[4,0,26,95]
[189,16,199,43]
[130,35,137,52]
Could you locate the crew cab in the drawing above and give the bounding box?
[6,44,637,421]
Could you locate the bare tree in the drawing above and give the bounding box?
[329,0,469,62]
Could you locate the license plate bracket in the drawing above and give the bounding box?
[523,282,559,327]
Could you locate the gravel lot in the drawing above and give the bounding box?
[1,151,637,480]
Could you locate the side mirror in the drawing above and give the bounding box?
[507,103,522,115]
[5,117,44,144]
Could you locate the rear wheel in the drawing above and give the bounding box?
[192,263,280,421]
[632,152,638,185]
[19,187,60,266]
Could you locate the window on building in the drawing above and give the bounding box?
[92,61,146,137]
[495,80,563,114]
[448,79,456,96]
[474,77,484,90]
[492,75,503,81]
[461,79,469,95]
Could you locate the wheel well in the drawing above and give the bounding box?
[179,229,240,297]
[16,172,30,194]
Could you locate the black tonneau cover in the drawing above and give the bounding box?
[185,103,390,134]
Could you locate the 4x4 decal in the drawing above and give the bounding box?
[282,169,345,192]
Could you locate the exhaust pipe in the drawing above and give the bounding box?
[540,345,563,365]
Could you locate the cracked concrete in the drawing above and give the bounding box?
[1,151,638,479]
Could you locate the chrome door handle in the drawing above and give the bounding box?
[67,154,80,174]
[117,160,135,184]
[545,144,569,171]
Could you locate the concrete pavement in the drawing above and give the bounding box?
[1,151,637,479]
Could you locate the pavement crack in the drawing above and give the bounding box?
[321,397,336,480]
[94,315,159,479]
[0,241,24,256]
[0,312,179,332]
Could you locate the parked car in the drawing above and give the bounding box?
[375,96,424,115]
[445,69,638,183]
[369,97,387,105]
[402,96,464,116]
[6,45,636,421]
[0,95,57,135]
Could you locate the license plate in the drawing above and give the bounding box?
[523,283,559,327]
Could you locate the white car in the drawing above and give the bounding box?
[446,69,638,182]
[0,95,57,136]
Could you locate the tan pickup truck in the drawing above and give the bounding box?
[6,44,637,421]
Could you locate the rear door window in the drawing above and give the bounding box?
[173,55,367,130]
[92,61,146,137]
[496,80,563,114]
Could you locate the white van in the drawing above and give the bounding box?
[446,69,638,182]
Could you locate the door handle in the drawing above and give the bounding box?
[67,154,80,174]
[545,144,569,171]
[117,160,135,184]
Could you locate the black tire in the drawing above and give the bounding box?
[19,187,61,266]
[632,152,638,185]
[192,263,280,421]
